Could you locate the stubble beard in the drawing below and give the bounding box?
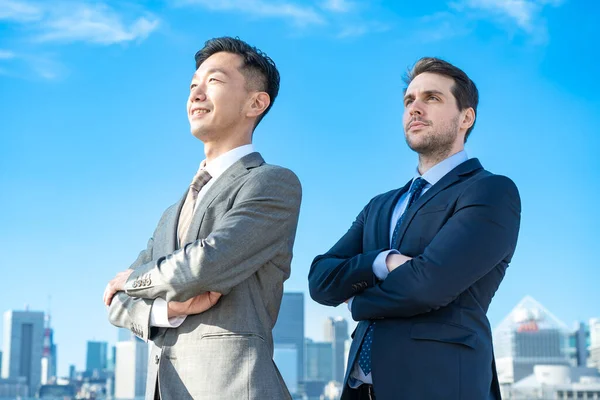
[405,115,460,162]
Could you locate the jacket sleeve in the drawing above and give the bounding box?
[351,175,521,320]
[123,167,302,302]
[107,235,157,342]
[309,199,385,307]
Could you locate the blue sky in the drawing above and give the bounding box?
[1,0,599,377]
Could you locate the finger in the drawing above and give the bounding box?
[103,284,112,306]
[104,284,115,306]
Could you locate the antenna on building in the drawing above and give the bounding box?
[45,295,52,328]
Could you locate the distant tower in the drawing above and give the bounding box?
[41,298,57,384]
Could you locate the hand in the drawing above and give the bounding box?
[386,253,413,273]
[103,269,134,306]
[168,292,223,318]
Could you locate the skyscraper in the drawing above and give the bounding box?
[274,343,298,395]
[494,296,570,384]
[2,309,45,397]
[114,338,148,399]
[273,292,305,385]
[324,317,348,383]
[305,338,333,382]
[86,341,108,376]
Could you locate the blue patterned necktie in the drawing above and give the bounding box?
[357,177,428,376]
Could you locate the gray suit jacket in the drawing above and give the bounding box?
[108,152,302,400]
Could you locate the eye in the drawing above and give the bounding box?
[208,77,221,83]
[190,83,197,90]
[428,95,440,101]
[404,99,413,107]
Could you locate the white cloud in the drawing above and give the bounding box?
[321,0,354,13]
[35,3,159,44]
[454,0,562,32]
[0,2,159,79]
[0,49,17,59]
[0,0,43,22]
[336,21,389,39]
[174,0,325,26]
[415,11,473,42]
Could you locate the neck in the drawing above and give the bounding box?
[417,146,463,175]
[204,136,252,164]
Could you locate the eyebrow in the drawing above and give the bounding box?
[192,68,230,79]
[403,89,445,102]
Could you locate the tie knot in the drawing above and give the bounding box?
[411,177,428,193]
[190,169,212,192]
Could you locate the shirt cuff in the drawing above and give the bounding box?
[150,298,186,328]
[372,250,399,280]
[347,297,354,312]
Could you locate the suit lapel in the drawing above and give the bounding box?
[393,158,483,249]
[172,191,187,251]
[182,152,265,246]
[378,180,412,247]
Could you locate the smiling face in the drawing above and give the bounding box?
[402,72,470,159]
[187,52,256,144]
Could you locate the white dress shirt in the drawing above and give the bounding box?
[150,144,256,328]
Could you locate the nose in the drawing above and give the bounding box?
[408,100,424,116]
[189,84,207,103]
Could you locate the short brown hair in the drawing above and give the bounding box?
[404,57,479,141]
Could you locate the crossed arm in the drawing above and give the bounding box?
[105,168,302,335]
[310,175,521,320]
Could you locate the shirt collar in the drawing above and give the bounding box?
[414,150,469,187]
[200,144,255,180]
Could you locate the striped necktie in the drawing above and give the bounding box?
[177,169,212,247]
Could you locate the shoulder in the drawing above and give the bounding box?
[241,163,302,201]
[460,169,521,207]
[248,163,301,189]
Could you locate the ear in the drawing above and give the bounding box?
[246,92,271,119]
[460,107,475,132]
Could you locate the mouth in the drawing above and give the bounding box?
[190,107,210,117]
[408,121,429,130]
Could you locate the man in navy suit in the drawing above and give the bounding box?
[309,58,521,400]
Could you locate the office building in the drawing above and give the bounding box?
[86,341,108,376]
[305,339,333,382]
[506,365,600,399]
[494,296,571,384]
[114,338,148,399]
[1,309,44,396]
[274,343,298,395]
[324,317,348,383]
[273,292,304,385]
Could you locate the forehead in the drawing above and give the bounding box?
[194,51,244,77]
[406,72,455,96]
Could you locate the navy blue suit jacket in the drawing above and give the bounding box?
[309,159,521,400]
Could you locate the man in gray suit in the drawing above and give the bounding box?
[103,37,302,400]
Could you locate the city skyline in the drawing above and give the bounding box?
[2,0,600,378]
[1,295,599,379]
